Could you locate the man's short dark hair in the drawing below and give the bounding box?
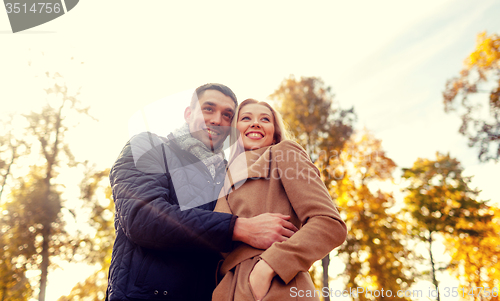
[191,83,238,109]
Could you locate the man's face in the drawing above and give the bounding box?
[184,89,236,150]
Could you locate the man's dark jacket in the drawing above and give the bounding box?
[106,132,237,301]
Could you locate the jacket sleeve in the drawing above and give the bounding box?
[259,140,347,284]
[109,132,237,252]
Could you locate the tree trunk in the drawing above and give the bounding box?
[322,254,330,301]
[38,225,51,301]
[1,286,6,301]
[38,106,59,301]
[428,231,440,301]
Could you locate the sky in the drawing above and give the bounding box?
[1,0,499,300]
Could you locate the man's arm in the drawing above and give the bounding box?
[111,132,236,252]
[232,213,298,249]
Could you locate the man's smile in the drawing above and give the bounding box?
[205,127,221,138]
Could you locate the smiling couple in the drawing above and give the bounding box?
[106,83,347,301]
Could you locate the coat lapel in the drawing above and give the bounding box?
[217,146,272,199]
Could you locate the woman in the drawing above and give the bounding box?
[212,99,347,301]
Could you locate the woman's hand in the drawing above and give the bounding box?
[248,259,276,301]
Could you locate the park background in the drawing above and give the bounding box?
[0,0,499,300]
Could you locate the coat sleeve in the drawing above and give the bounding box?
[259,140,347,284]
[109,132,237,252]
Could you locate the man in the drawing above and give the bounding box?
[106,83,297,301]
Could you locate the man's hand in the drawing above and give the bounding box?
[249,259,276,301]
[232,213,299,249]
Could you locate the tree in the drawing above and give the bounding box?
[333,130,415,301]
[443,31,500,162]
[402,152,493,301]
[11,72,91,301]
[58,166,115,301]
[1,166,65,301]
[270,75,356,299]
[271,76,355,157]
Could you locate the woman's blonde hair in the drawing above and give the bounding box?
[229,99,292,159]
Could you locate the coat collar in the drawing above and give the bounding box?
[218,145,272,199]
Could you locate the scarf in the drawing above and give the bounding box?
[171,123,225,178]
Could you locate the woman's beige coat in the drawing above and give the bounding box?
[212,140,347,301]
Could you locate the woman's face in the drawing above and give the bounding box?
[236,103,276,151]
